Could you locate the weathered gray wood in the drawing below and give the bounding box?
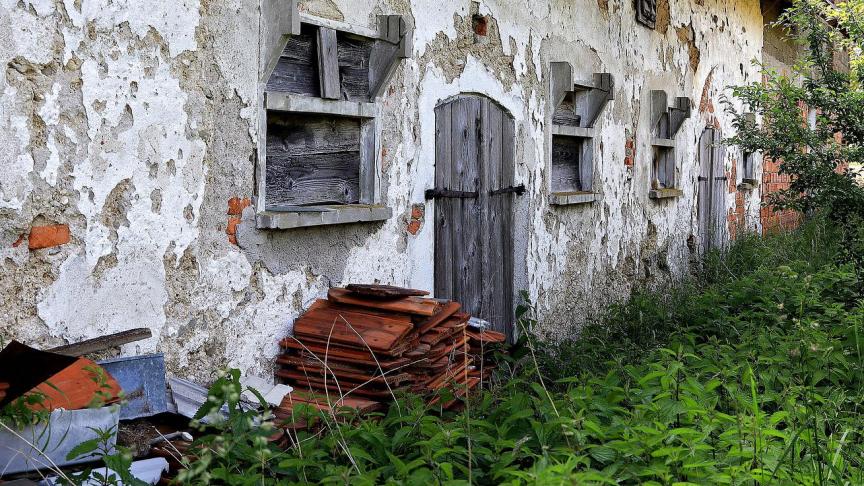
[668,97,692,138]
[358,120,375,204]
[265,92,375,118]
[698,128,728,252]
[337,34,372,101]
[500,107,515,341]
[573,73,614,128]
[549,61,573,111]
[369,15,411,98]
[49,328,153,357]
[551,136,582,192]
[552,95,581,126]
[266,113,361,207]
[260,0,300,81]
[650,90,668,136]
[434,101,453,302]
[580,137,594,190]
[317,27,340,99]
[266,28,319,96]
[434,95,514,338]
[652,146,675,189]
[710,128,727,250]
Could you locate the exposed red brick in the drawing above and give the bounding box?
[407,220,422,235]
[11,233,25,248]
[472,14,488,36]
[28,225,70,250]
[228,234,238,245]
[226,217,241,236]
[227,197,251,216]
[410,204,425,220]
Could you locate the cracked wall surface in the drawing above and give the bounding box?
[1,0,765,381]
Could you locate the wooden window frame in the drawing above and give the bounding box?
[547,62,613,206]
[254,2,410,229]
[648,89,690,200]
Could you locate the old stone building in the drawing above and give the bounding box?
[0,0,795,380]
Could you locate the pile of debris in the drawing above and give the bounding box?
[275,284,506,418]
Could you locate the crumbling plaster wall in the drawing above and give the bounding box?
[0,0,764,381]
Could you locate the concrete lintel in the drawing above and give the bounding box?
[264,92,376,118]
[549,192,597,206]
[256,205,392,229]
[648,188,684,200]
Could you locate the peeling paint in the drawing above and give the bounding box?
[1,0,774,381]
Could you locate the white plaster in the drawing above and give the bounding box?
[411,0,467,57]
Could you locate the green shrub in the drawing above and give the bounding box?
[176,220,864,484]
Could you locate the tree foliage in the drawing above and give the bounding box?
[728,0,864,222]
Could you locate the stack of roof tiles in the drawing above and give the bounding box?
[274,284,506,419]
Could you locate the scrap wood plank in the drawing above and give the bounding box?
[328,288,440,316]
[416,301,461,334]
[49,328,152,357]
[293,299,414,352]
[345,284,429,298]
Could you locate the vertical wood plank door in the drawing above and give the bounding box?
[697,128,727,253]
[434,95,515,340]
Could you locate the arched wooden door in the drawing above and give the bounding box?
[431,95,515,339]
[697,128,727,253]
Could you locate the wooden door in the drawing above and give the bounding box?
[433,95,515,339]
[697,128,727,253]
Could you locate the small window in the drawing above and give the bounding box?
[648,90,690,199]
[256,10,410,229]
[547,63,613,206]
[551,135,589,193]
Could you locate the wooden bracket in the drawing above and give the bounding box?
[260,0,301,82]
[650,89,691,140]
[369,15,413,98]
[549,62,614,129]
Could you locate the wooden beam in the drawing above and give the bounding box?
[49,328,153,357]
[317,27,340,99]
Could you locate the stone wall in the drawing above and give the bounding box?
[0,0,766,381]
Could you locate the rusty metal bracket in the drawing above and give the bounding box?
[424,189,478,199]
[490,184,526,196]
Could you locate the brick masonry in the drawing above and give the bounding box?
[759,156,800,235]
[27,224,71,250]
[407,203,425,236]
[226,197,251,245]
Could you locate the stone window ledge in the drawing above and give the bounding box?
[256,205,392,229]
[550,191,597,206]
[648,188,684,200]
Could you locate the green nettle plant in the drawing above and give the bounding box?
[727,0,864,223]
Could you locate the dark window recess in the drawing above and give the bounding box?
[652,146,675,189]
[551,135,586,192]
[266,25,320,97]
[266,112,362,208]
[265,25,376,103]
[552,93,581,127]
[742,151,756,181]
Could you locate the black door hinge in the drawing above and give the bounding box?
[490,184,526,196]
[424,189,479,200]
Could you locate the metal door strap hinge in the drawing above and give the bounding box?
[490,184,526,196]
[424,189,479,200]
[698,176,708,181]
[714,176,728,181]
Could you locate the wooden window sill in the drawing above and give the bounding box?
[550,191,596,205]
[264,92,376,118]
[256,204,392,229]
[648,188,684,199]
